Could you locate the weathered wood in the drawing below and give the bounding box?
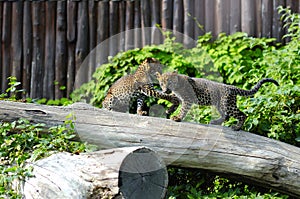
[31,2,45,99]
[134,0,141,48]
[44,1,56,100]
[173,0,183,43]
[1,2,12,92]
[74,1,89,90]
[11,1,23,85]
[0,101,300,197]
[125,0,134,51]
[161,0,173,30]
[55,1,67,99]
[67,1,77,98]
[261,0,273,38]
[22,147,168,199]
[241,0,256,36]
[109,1,119,56]
[230,0,241,34]
[22,1,32,98]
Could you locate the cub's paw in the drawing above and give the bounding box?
[231,125,241,131]
[171,116,182,122]
[137,110,147,116]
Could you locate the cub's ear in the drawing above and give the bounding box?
[155,72,161,78]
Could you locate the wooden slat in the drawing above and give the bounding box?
[1,2,12,92]
[261,0,273,38]
[194,0,205,37]
[31,2,45,99]
[55,1,67,98]
[74,1,89,90]
[215,0,230,36]
[183,0,195,44]
[272,0,285,42]
[96,1,109,66]
[88,1,96,81]
[230,0,241,34]
[150,0,162,44]
[161,0,173,30]
[11,1,23,89]
[0,2,3,91]
[125,0,134,51]
[119,1,126,52]
[241,0,256,36]
[141,0,151,46]
[22,1,32,98]
[255,0,262,38]
[67,1,77,97]
[204,0,215,37]
[173,0,183,43]
[44,1,56,100]
[109,1,119,56]
[134,0,141,48]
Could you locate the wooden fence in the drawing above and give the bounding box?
[1,0,299,99]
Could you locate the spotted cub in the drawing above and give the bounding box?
[102,58,179,115]
[155,71,279,130]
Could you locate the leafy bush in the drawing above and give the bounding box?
[0,117,93,198]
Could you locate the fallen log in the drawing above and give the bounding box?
[1,101,300,197]
[22,147,168,199]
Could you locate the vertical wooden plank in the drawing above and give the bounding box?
[261,0,273,38]
[272,0,285,41]
[11,1,23,90]
[1,2,12,92]
[31,2,45,99]
[134,0,141,48]
[256,0,262,38]
[125,0,134,50]
[183,0,195,44]
[119,1,126,51]
[22,1,32,98]
[230,0,241,34]
[194,0,205,37]
[96,1,109,66]
[88,1,96,81]
[55,1,67,98]
[44,1,56,99]
[75,1,89,89]
[204,0,215,37]
[215,0,230,36]
[141,0,151,46]
[67,1,76,97]
[173,0,183,43]
[241,0,256,36]
[0,2,2,91]
[109,1,119,56]
[161,0,173,30]
[150,0,162,44]
[286,0,299,13]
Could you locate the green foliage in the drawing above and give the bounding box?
[167,168,289,199]
[0,77,25,100]
[0,118,93,198]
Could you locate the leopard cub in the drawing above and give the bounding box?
[155,71,279,130]
[102,58,179,115]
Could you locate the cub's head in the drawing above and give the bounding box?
[155,70,179,93]
[139,57,163,76]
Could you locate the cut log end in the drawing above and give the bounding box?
[119,148,168,199]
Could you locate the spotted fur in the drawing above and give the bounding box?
[102,58,179,115]
[155,71,279,130]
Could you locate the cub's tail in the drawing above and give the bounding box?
[237,78,279,96]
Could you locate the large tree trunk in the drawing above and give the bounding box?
[1,101,300,197]
[22,147,168,199]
